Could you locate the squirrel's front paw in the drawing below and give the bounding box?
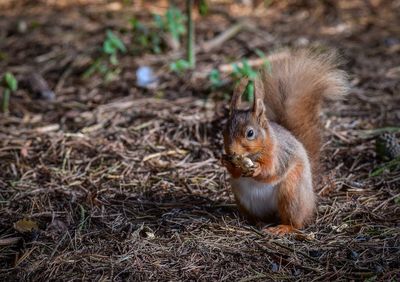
[221,154,243,178]
[251,162,262,177]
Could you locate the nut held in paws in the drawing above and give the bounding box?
[242,157,254,168]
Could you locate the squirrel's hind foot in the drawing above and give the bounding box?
[264,225,300,235]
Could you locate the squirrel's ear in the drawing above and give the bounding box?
[252,77,267,125]
[230,78,248,114]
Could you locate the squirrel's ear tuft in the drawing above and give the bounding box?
[252,77,267,125]
[230,78,248,114]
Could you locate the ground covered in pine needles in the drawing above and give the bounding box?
[0,1,399,281]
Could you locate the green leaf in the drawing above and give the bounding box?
[103,40,116,55]
[198,0,208,15]
[165,7,186,42]
[242,60,257,79]
[3,72,18,91]
[170,59,190,73]
[254,48,265,58]
[209,69,222,88]
[244,80,254,102]
[370,166,386,177]
[230,59,257,80]
[242,60,250,72]
[129,17,140,30]
[231,64,241,78]
[106,30,126,53]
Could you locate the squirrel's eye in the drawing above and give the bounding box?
[246,128,256,140]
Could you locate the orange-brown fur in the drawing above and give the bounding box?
[222,49,349,235]
[222,158,242,179]
[259,49,348,168]
[276,160,309,229]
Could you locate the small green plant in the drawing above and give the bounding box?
[130,6,186,56]
[231,59,258,80]
[130,17,163,54]
[209,69,223,89]
[2,72,18,114]
[198,0,209,15]
[169,1,196,74]
[231,59,258,101]
[155,7,186,43]
[170,59,191,74]
[243,80,255,102]
[84,30,126,82]
[209,56,271,101]
[130,5,195,73]
[255,49,272,73]
[103,30,126,64]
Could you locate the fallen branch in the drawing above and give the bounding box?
[199,21,249,52]
[193,50,290,79]
[218,57,267,73]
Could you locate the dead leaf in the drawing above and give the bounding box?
[14,219,39,233]
[20,140,31,158]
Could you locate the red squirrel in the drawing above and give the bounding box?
[222,49,349,235]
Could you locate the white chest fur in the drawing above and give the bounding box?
[230,177,278,219]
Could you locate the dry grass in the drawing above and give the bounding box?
[0,1,399,281]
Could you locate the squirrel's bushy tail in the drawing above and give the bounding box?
[259,49,349,165]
